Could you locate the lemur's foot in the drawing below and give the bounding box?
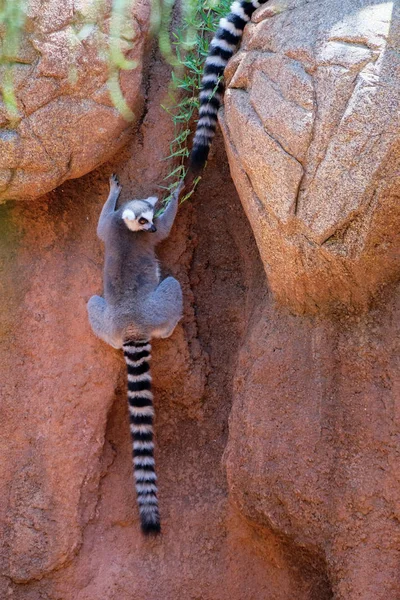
[110,173,121,193]
[159,323,178,339]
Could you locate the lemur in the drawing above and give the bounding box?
[87,174,183,535]
[86,0,263,534]
[190,0,269,172]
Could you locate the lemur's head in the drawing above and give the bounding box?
[122,197,158,232]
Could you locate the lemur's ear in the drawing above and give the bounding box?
[146,196,158,207]
[122,208,136,221]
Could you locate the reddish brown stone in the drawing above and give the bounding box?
[0,0,151,202]
[0,2,399,599]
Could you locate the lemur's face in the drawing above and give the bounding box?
[122,197,158,232]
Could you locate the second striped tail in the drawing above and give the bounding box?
[123,339,161,535]
[190,0,268,171]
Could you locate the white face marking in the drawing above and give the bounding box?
[122,201,156,232]
[141,211,154,229]
[123,206,141,231]
[122,208,135,221]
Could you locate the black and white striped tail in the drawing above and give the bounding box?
[190,0,268,171]
[123,339,160,535]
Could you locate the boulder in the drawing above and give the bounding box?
[0,0,151,202]
[220,0,400,313]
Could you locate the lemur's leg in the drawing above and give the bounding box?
[146,276,183,338]
[87,295,122,349]
[153,182,183,243]
[97,174,122,241]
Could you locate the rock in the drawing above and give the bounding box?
[1,1,399,598]
[216,4,400,597]
[1,127,332,599]
[0,0,151,202]
[225,286,400,599]
[2,128,399,600]
[220,0,400,313]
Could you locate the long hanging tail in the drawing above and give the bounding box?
[190,0,268,172]
[122,339,160,535]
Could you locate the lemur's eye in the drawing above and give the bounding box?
[139,217,148,225]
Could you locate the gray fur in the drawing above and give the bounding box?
[87,174,183,535]
[88,174,183,349]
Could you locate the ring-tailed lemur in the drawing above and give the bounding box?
[190,0,269,171]
[87,174,183,535]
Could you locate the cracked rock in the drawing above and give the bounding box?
[221,0,400,313]
[0,0,151,202]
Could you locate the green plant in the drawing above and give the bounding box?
[0,0,27,121]
[0,0,231,198]
[0,0,140,122]
[107,0,139,121]
[160,0,232,203]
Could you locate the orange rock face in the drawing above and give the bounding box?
[3,131,398,599]
[0,0,151,202]
[1,2,399,599]
[226,288,400,599]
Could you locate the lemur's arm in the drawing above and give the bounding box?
[153,181,184,243]
[97,174,122,241]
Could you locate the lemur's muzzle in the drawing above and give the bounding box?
[149,224,157,233]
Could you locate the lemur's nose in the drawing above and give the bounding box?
[149,224,157,233]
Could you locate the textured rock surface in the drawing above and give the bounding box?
[0,125,310,597]
[0,54,206,590]
[226,285,400,599]
[1,1,399,599]
[2,127,398,600]
[220,0,400,313]
[0,0,150,202]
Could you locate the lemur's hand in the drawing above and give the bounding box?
[110,173,122,194]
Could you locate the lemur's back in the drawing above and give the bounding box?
[104,213,159,308]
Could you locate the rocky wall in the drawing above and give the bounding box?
[0,1,399,598]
